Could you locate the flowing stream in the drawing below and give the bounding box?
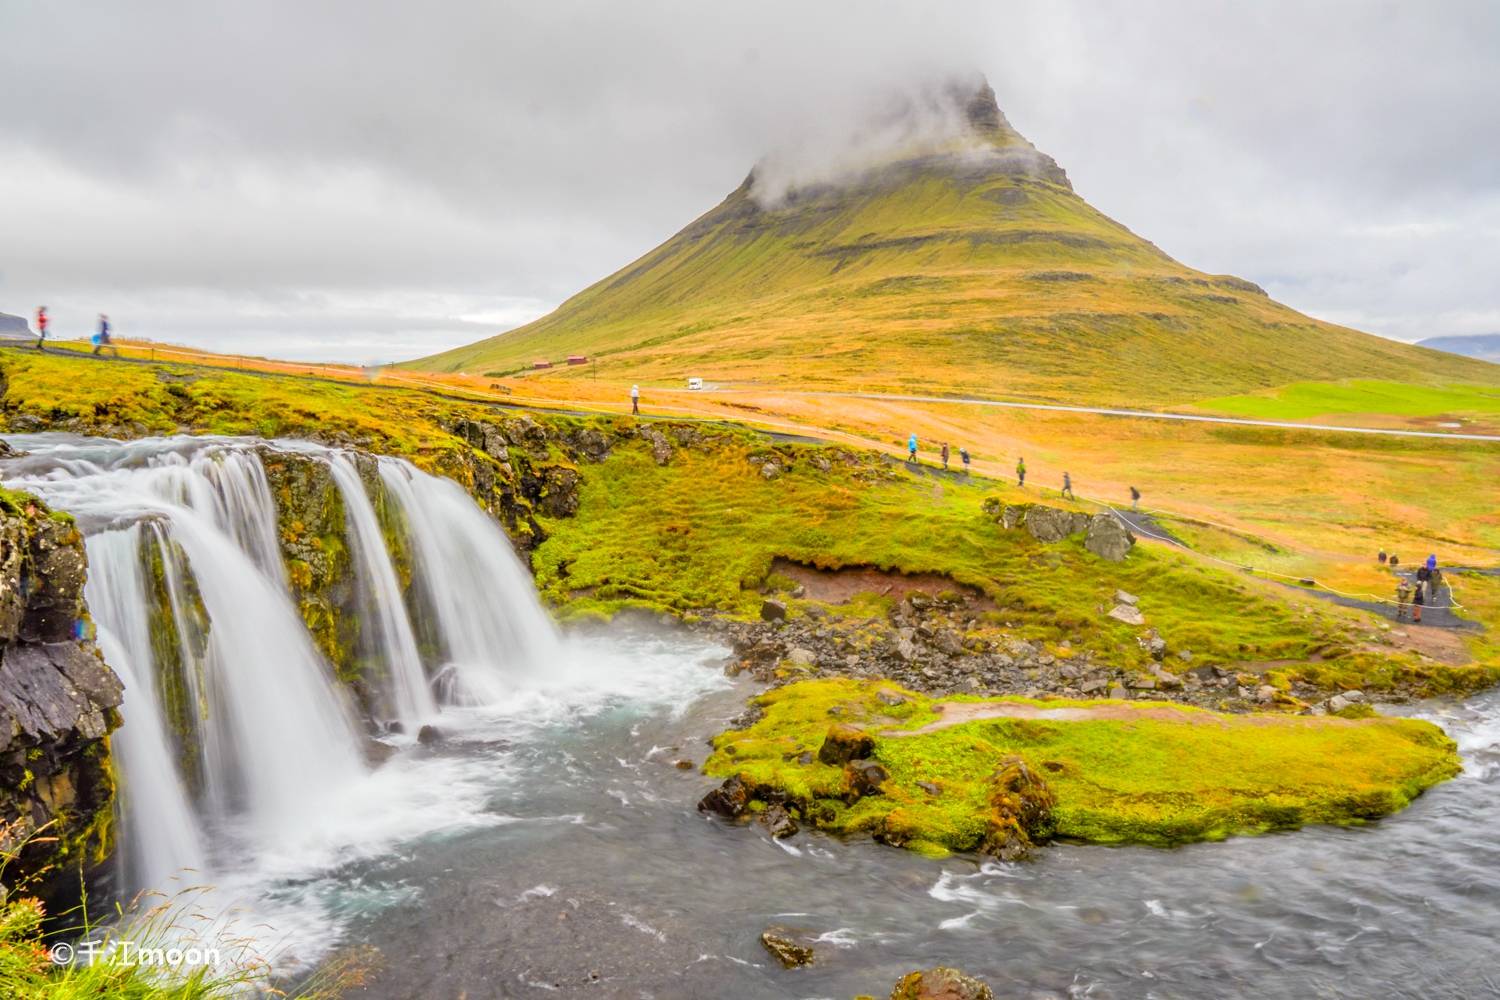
[4,433,1500,998]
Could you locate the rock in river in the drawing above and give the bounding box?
[890,966,995,1000]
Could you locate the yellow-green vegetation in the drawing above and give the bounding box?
[1198,379,1500,422]
[533,429,1496,693]
[0,349,465,459]
[409,84,1498,406]
[705,678,1460,853]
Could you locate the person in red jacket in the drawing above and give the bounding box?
[35,305,48,349]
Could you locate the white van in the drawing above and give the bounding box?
[687,377,704,391]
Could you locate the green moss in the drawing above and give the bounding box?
[706,679,1461,853]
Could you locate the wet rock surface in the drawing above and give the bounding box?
[890,966,995,1000]
[0,490,122,893]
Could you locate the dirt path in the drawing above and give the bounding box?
[744,388,1500,443]
[886,699,1339,735]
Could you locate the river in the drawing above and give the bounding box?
[3,434,1498,999]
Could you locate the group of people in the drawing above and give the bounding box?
[1386,550,1441,623]
[904,435,1141,509]
[907,434,971,473]
[31,306,117,356]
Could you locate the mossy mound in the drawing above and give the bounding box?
[703,679,1460,853]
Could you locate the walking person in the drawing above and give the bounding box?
[1395,578,1411,622]
[34,305,48,350]
[959,447,970,473]
[1378,549,1387,564]
[92,314,117,356]
[1129,486,1141,512]
[907,433,918,464]
[1061,471,1074,500]
[1016,456,1026,488]
[1412,579,1425,624]
[630,384,640,415]
[941,442,950,471]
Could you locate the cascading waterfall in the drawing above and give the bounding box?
[85,527,209,894]
[377,457,566,705]
[0,433,564,901]
[326,453,436,726]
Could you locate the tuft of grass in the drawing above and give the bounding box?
[705,678,1461,851]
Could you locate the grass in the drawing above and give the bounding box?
[530,428,1499,692]
[705,678,1461,853]
[0,824,369,998]
[1198,379,1500,422]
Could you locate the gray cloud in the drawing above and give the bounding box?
[1,1,1496,361]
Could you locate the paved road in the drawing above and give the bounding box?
[739,389,1500,443]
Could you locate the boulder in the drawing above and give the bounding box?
[981,756,1054,861]
[890,966,995,1000]
[844,759,890,800]
[1024,506,1091,543]
[698,775,752,818]
[818,723,875,766]
[758,803,799,839]
[1085,514,1136,562]
[786,647,817,667]
[417,724,444,745]
[1107,604,1145,626]
[760,929,815,969]
[1114,590,1139,606]
[760,599,788,622]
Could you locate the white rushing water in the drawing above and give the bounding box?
[326,453,436,726]
[376,457,565,706]
[0,432,728,975]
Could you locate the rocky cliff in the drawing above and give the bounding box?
[0,481,122,895]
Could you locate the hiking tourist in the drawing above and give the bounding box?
[1378,549,1387,564]
[1016,456,1026,487]
[960,448,970,473]
[1412,580,1425,623]
[908,434,918,463]
[1389,554,1400,569]
[941,442,950,470]
[34,306,47,349]
[1426,554,1437,572]
[1395,579,1412,621]
[1062,471,1074,500]
[630,384,640,415]
[92,314,116,356]
[1130,486,1141,511]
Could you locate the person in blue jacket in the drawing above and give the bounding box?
[907,433,918,463]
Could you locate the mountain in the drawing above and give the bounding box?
[0,312,31,339]
[410,77,1500,405]
[1418,333,1500,365]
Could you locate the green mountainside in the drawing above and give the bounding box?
[411,78,1499,406]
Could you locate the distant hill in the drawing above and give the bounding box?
[1417,334,1500,365]
[409,77,1500,406]
[0,312,30,339]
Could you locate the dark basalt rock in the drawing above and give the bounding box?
[698,775,752,818]
[817,723,874,766]
[844,759,889,801]
[758,803,799,839]
[0,491,122,895]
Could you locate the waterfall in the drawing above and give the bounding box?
[376,458,565,706]
[85,527,209,893]
[326,454,436,726]
[0,433,569,902]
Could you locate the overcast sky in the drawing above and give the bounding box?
[2,1,1497,362]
